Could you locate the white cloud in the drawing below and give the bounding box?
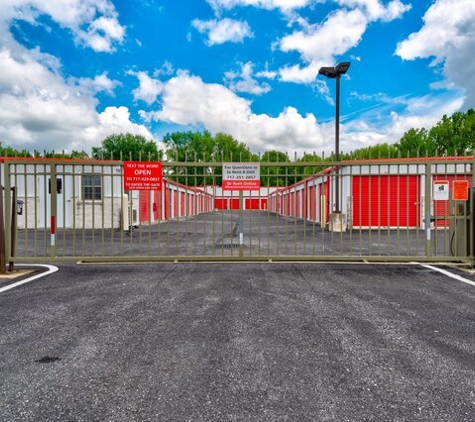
[396,0,475,108]
[73,72,120,96]
[128,71,164,105]
[279,9,367,83]
[278,1,410,84]
[192,18,253,45]
[3,0,125,52]
[335,0,411,22]
[207,0,313,13]
[0,2,153,153]
[256,69,278,79]
[82,106,154,150]
[141,72,325,153]
[224,62,272,95]
[0,46,153,152]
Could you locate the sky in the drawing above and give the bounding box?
[0,0,474,156]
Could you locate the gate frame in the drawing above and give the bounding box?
[3,156,475,266]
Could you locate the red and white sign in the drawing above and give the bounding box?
[123,161,162,190]
[222,163,260,191]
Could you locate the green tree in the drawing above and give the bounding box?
[260,150,291,187]
[428,109,475,155]
[395,128,432,157]
[92,133,161,161]
[297,152,327,178]
[0,143,32,157]
[351,143,400,159]
[162,130,254,185]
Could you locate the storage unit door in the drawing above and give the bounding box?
[352,175,420,228]
[140,190,150,222]
[309,185,316,221]
[296,190,302,218]
[245,198,260,210]
[321,181,330,224]
[153,190,162,220]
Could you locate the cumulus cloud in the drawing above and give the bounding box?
[279,9,367,83]
[335,0,411,22]
[141,72,325,153]
[396,0,475,108]
[3,0,125,52]
[278,1,410,84]
[192,18,253,45]
[81,106,154,150]
[0,1,152,153]
[73,73,120,96]
[0,46,152,152]
[127,71,164,105]
[224,62,271,95]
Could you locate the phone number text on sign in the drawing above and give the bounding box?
[222,163,260,190]
[123,161,163,190]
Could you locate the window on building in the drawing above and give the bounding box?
[82,174,102,200]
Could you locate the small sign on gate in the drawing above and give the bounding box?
[123,161,162,190]
[433,180,449,201]
[222,163,260,190]
[452,180,469,201]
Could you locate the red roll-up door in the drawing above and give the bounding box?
[321,181,330,224]
[352,175,420,228]
[309,185,316,221]
[245,198,261,210]
[139,191,150,222]
[153,190,162,220]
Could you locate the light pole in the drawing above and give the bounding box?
[319,61,350,230]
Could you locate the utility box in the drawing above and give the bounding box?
[449,195,473,257]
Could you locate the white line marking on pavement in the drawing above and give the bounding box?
[0,264,59,294]
[418,263,475,288]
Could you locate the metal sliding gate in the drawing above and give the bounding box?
[4,156,475,265]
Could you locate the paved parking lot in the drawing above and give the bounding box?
[1,263,475,421]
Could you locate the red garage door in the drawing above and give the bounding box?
[352,175,420,228]
[244,198,268,210]
[245,198,259,210]
[153,190,162,220]
[309,185,317,221]
[321,181,330,224]
[140,191,150,222]
[215,198,240,210]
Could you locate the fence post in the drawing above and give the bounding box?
[50,163,57,258]
[9,187,16,272]
[425,161,432,258]
[0,186,5,274]
[4,160,11,268]
[471,155,475,266]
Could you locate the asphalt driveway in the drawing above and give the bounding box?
[1,263,474,421]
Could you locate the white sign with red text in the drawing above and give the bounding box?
[222,163,260,191]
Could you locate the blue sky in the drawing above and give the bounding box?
[0,0,473,156]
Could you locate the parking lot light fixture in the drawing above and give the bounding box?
[318,61,350,230]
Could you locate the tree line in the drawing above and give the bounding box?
[1,108,474,186]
